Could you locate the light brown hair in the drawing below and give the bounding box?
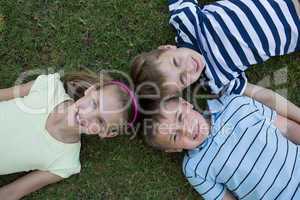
[130,49,172,99]
[141,97,180,150]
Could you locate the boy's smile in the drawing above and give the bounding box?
[154,98,210,152]
[157,46,205,94]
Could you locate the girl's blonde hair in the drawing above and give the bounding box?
[62,70,112,101]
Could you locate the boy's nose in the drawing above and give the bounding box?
[183,129,194,139]
[182,123,193,137]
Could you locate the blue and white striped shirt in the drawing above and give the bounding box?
[168,0,300,95]
[183,95,300,200]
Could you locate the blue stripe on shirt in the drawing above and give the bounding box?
[169,0,300,95]
[269,0,292,54]
[260,138,289,199]
[205,10,251,67]
[214,2,264,64]
[254,0,281,55]
[231,0,270,56]
[193,102,253,176]
[182,95,300,199]
[274,147,298,199]
[201,13,243,74]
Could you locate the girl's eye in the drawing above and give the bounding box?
[173,133,177,142]
[96,116,105,125]
[173,130,180,142]
[97,117,107,131]
[92,99,97,108]
[178,113,183,123]
[100,119,105,125]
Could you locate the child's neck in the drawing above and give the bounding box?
[46,100,81,144]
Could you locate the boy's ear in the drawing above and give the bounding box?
[179,97,194,108]
[158,45,177,50]
[84,85,96,96]
[179,97,193,108]
[165,148,183,153]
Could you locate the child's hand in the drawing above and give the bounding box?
[0,171,63,200]
[0,186,16,200]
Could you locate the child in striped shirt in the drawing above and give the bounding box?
[131,0,300,101]
[142,94,300,200]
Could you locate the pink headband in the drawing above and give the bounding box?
[109,81,139,128]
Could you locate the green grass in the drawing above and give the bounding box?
[0,0,299,199]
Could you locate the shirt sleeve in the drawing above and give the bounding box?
[186,175,225,200]
[168,0,201,50]
[47,145,81,178]
[222,73,248,95]
[168,0,199,12]
[183,154,226,200]
[29,74,49,94]
[250,98,277,123]
[29,73,71,111]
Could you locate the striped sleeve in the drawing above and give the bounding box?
[168,0,201,49]
[168,0,198,12]
[250,98,277,123]
[183,155,226,200]
[186,175,226,200]
[221,73,248,95]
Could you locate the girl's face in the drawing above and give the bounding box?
[68,85,124,138]
[157,46,204,94]
[155,98,210,152]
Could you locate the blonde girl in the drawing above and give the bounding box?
[0,70,137,200]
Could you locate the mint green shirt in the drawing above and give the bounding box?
[0,73,81,178]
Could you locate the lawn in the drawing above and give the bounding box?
[0,0,299,199]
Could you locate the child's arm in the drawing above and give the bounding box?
[0,81,34,101]
[274,114,300,144]
[185,173,237,200]
[223,190,237,200]
[0,171,63,200]
[243,83,300,124]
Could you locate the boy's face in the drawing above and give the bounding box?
[154,98,210,152]
[157,46,204,95]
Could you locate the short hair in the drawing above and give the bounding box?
[141,97,180,150]
[131,49,180,99]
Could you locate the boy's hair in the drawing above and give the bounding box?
[131,49,172,99]
[62,69,129,132]
[141,97,180,151]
